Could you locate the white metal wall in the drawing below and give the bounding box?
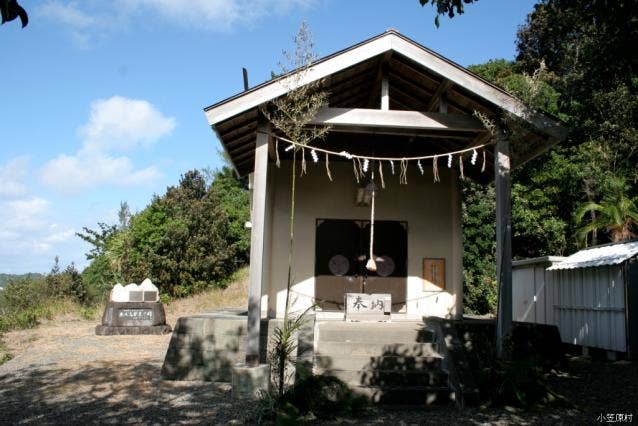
[513,258,562,325]
[551,266,626,352]
[513,260,627,352]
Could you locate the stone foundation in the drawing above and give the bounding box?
[96,301,171,335]
[95,325,172,335]
[161,310,315,382]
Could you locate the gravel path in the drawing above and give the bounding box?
[0,319,636,425]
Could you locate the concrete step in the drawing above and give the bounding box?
[352,385,456,406]
[316,322,436,343]
[314,354,442,372]
[321,368,449,387]
[315,341,440,357]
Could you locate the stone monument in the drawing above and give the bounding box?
[95,278,172,335]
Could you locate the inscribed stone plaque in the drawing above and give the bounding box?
[117,308,154,326]
[423,258,445,290]
[129,291,144,302]
[345,293,391,322]
[143,291,158,302]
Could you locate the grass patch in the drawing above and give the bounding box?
[164,266,248,321]
[0,266,249,336]
[0,337,12,366]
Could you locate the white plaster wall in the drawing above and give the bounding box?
[264,159,463,319]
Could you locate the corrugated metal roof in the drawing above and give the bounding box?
[547,241,638,270]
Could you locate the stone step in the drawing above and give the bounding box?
[320,368,449,387]
[315,341,440,357]
[314,354,442,372]
[352,385,456,406]
[316,323,436,344]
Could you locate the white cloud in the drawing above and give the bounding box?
[4,197,50,230]
[0,194,91,273]
[40,96,172,194]
[79,96,176,153]
[39,1,96,29]
[0,197,51,256]
[43,226,76,244]
[38,1,100,48]
[0,156,30,198]
[42,152,161,193]
[37,0,314,43]
[0,189,87,273]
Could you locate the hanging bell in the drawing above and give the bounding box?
[366,256,377,272]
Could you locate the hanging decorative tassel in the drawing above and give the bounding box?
[400,159,408,185]
[311,149,319,163]
[275,138,281,168]
[325,153,332,181]
[362,158,370,173]
[389,160,395,175]
[417,159,424,175]
[366,169,377,272]
[301,147,307,176]
[433,156,440,182]
[378,161,385,189]
[339,150,353,160]
[447,154,453,168]
[352,159,360,183]
[471,149,478,165]
[481,149,486,173]
[459,155,465,180]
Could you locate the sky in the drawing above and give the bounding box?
[0,0,537,274]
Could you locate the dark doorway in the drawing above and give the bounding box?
[314,219,407,312]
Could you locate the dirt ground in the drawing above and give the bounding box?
[0,302,636,425]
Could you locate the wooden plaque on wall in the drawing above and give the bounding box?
[423,258,445,290]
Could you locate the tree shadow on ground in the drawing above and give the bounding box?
[0,360,244,424]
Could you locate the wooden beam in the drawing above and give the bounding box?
[381,77,389,110]
[389,76,475,115]
[309,107,485,133]
[328,69,376,100]
[439,94,448,114]
[494,129,512,359]
[366,52,392,108]
[427,79,453,112]
[389,71,435,100]
[246,125,269,366]
[206,32,566,143]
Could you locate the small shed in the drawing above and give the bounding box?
[513,241,638,357]
[512,256,565,325]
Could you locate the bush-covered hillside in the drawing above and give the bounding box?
[78,166,250,301]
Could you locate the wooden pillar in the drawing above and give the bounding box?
[495,129,513,359]
[381,77,389,110]
[246,126,269,366]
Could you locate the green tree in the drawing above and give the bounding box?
[106,170,246,297]
[76,223,118,260]
[209,166,251,262]
[0,0,27,28]
[417,0,477,27]
[79,167,250,300]
[118,201,132,229]
[516,0,638,183]
[461,180,497,314]
[576,178,638,246]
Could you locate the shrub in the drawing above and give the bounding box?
[0,275,51,312]
[0,339,12,366]
[254,374,367,423]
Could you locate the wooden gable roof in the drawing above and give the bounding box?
[204,30,566,179]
